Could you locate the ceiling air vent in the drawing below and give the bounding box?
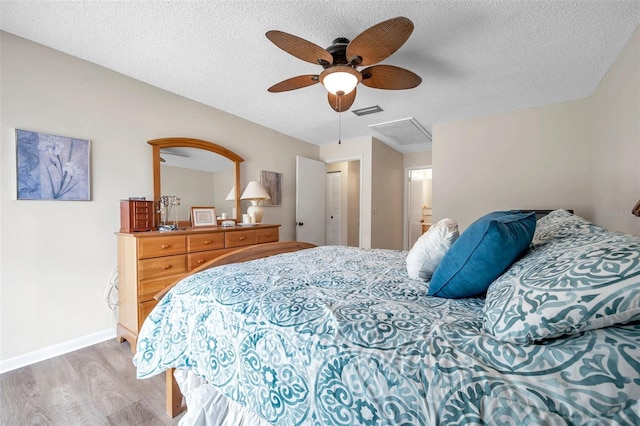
[368,117,432,152]
[352,105,383,116]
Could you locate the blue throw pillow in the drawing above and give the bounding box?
[428,210,536,298]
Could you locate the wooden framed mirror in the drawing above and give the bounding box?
[148,137,244,227]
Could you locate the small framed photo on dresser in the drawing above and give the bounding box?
[191,206,217,227]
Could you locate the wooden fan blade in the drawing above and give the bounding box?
[346,17,414,66]
[268,75,319,92]
[266,30,334,66]
[328,89,356,112]
[360,65,422,90]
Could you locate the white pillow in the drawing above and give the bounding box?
[406,218,459,281]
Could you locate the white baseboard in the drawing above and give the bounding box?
[0,328,117,374]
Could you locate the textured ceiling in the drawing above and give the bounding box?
[1,1,639,152]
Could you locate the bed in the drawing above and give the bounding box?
[133,210,640,425]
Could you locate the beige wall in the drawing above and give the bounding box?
[404,150,433,169]
[347,160,361,247]
[371,138,404,249]
[433,98,592,230]
[590,26,640,235]
[0,32,318,364]
[433,26,639,234]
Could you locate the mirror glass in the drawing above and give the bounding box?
[149,138,243,227]
[160,148,235,221]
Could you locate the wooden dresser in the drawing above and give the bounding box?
[116,224,280,352]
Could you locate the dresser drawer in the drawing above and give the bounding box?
[256,228,279,244]
[138,235,186,259]
[225,230,256,248]
[188,232,225,252]
[188,248,235,270]
[138,254,187,280]
[138,275,184,301]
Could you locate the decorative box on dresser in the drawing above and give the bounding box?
[116,224,280,352]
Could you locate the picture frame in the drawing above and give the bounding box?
[260,170,282,206]
[191,206,217,227]
[16,129,91,200]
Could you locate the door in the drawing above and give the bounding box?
[326,171,341,245]
[296,156,326,246]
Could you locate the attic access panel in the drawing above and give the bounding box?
[368,117,432,152]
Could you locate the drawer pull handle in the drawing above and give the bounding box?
[239,237,245,240]
[162,265,172,270]
[197,259,205,264]
[204,240,212,244]
[161,244,171,249]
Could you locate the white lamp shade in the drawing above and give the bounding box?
[320,66,361,95]
[225,185,236,201]
[241,181,271,200]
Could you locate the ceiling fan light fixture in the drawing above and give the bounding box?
[320,66,361,95]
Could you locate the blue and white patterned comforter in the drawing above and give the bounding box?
[135,246,640,425]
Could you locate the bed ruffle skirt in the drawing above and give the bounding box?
[175,368,270,426]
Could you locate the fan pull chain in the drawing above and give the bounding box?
[338,110,342,145]
[338,94,342,144]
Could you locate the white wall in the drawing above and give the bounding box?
[591,26,640,235]
[433,25,639,234]
[0,31,318,364]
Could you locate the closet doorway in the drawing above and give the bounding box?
[406,167,432,249]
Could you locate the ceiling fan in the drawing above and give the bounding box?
[266,17,422,112]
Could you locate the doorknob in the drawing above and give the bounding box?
[330,216,334,219]
[297,222,304,226]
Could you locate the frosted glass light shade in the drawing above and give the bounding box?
[320,66,361,95]
[241,181,270,200]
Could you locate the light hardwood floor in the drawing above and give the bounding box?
[0,339,184,425]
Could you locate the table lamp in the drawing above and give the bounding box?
[240,181,271,223]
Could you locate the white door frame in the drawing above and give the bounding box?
[324,156,364,248]
[403,164,432,250]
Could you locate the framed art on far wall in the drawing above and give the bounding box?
[191,206,217,227]
[260,170,282,206]
[16,129,91,200]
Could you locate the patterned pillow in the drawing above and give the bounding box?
[533,209,606,245]
[484,217,640,343]
[406,218,459,281]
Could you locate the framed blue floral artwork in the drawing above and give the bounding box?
[16,129,91,200]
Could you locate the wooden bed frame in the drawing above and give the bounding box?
[152,241,317,417]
